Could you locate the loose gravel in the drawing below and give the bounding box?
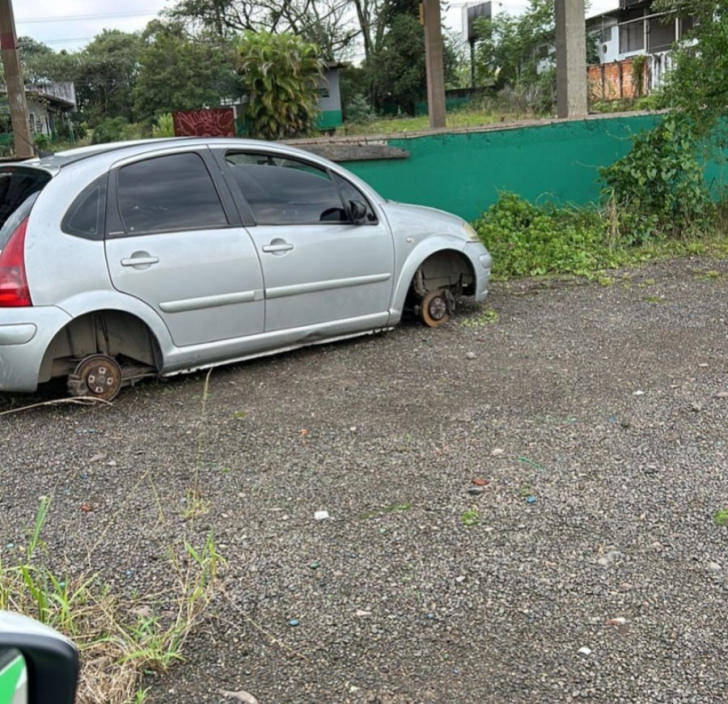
[1,257,728,704]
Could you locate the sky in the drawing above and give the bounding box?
[15,0,620,52]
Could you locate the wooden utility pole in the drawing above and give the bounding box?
[0,0,33,158]
[555,0,588,119]
[423,0,446,129]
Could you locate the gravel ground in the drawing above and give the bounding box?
[2,256,728,704]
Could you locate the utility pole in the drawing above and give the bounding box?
[0,0,33,158]
[555,0,588,119]
[423,0,446,129]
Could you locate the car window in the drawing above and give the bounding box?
[117,153,227,235]
[224,152,349,225]
[0,168,51,249]
[62,174,107,240]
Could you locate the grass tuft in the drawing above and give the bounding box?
[0,497,224,704]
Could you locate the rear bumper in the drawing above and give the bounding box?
[0,307,72,393]
[466,242,492,302]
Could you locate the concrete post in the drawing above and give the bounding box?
[555,0,588,119]
[423,0,446,129]
[0,0,33,158]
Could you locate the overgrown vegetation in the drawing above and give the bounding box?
[473,190,727,280]
[474,0,556,112]
[600,114,714,242]
[236,31,324,139]
[475,193,622,278]
[0,497,224,704]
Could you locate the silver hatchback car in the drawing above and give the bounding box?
[0,138,491,400]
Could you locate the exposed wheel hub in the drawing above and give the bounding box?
[427,295,448,321]
[69,354,123,401]
[420,289,453,328]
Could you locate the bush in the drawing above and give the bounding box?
[33,133,52,152]
[237,31,324,140]
[600,114,713,242]
[345,94,374,124]
[473,192,621,278]
[152,112,175,138]
[92,117,149,144]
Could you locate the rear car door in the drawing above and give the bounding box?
[214,150,394,333]
[104,149,265,347]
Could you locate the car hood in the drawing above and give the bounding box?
[380,201,467,240]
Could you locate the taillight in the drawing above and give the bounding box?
[0,217,32,307]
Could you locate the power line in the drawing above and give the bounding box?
[16,11,158,24]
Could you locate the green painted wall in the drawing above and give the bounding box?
[342,114,663,222]
[316,109,343,131]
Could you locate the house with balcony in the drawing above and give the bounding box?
[0,82,77,146]
[586,0,696,101]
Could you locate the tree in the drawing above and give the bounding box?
[168,0,358,61]
[368,14,428,115]
[366,12,457,115]
[653,0,728,137]
[474,0,555,91]
[236,31,324,139]
[17,38,79,85]
[75,30,142,125]
[133,21,240,123]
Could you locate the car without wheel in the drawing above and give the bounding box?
[0,138,491,400]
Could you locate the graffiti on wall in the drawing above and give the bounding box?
[173,108,236,137]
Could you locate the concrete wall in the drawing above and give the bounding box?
[340,113,662,222]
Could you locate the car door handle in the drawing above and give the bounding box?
[121,255,160,267]
[262,242,294,254]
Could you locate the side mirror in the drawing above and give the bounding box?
[0,612,79,704]
[348,199,368,225]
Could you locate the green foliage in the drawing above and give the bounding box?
[461,508,479,526]
[474,192,620,278]
[367,14,428,116]
[168,0,358,62]
[345,94,375,124]
[714,508,728,527]
[236,30,323,140]
[653,0,728,138]
[76,30,143,125]
[33,133,52,152]
[631,54,646,98]
[134,21,240,123]
[152,113,175,138]
[600,115,713,241]
[366,13,458,115]
[91,117,148,144]
[474,0,554,91]
[340,65,370,113]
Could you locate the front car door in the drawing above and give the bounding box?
[214,150,394,334]
[104,149,265,347]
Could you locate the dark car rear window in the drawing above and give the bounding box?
[0,167,51,249]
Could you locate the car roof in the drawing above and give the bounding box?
[25,137,317,171]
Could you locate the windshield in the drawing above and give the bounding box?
[0,168,51,249]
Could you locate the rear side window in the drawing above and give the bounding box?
[116,153,228,235]
[0,168,51,249]
[62,174,107,240]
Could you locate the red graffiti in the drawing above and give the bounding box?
[173,108,236,138]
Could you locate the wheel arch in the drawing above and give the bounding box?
[39,308,164,384]
[389,239,474,324]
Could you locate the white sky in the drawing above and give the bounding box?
[15,0,620,51]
